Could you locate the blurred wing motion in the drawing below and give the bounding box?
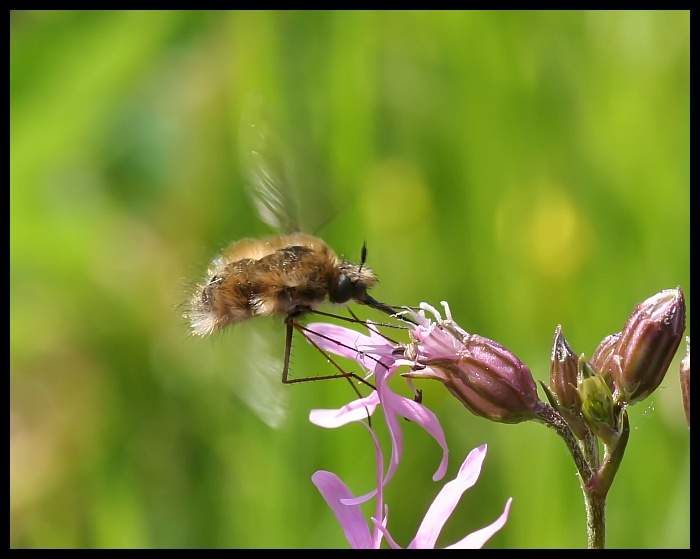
[185,96,397,426]
[238,328,290,430]
[239,97,301,233]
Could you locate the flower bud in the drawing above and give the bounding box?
[550,325,581,411]
[611,287,686,406]
[548,325,588,438]
[680,336,690,428]
[406,333,545,424]
[578,360,618,445]
[589,332,620,390]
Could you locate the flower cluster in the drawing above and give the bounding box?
[546,287,686,447]
[303,285,687,548]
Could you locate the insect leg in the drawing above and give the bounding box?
[281,319,295,385]
[294,321,379,425]
[309,308,409,335]
[283,320,375,391]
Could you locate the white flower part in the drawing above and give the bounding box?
[439,300,469,340]
[440,300,453,321]
[419,301,444,323]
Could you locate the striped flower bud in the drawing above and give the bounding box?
[608,287,685,406]
[403,303,545,424]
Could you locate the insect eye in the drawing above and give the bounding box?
[332,273,354,304]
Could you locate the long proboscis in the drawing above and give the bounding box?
[362,295,417,325]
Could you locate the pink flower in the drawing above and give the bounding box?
[306,322,449,492]
[306,309,512,548]
[312,428,512,549]
[307,299,545,433]
[402,302,546,423]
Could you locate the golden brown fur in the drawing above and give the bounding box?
[185,233,382,336]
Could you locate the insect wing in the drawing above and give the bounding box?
[238,326,290,429]
[239,98,301,234]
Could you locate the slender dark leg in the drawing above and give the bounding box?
[310,308,407,346]
[281,317,377,424]
[281,317,376,393]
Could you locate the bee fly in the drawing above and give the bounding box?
[185,231,399,389]
[185,100,406,394]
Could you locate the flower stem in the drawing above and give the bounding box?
[534,404,592,482]
[582,488,606,549]
[534,404,606,548]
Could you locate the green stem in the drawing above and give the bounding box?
[586,410,630,499]
[534,404,606,548]
[582,487,606,549]
[534,404,592,482]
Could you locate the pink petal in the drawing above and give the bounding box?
[339,420,385,509]
[445,497,512,549]
[312,470,372,549]
[309,391,379,428]
[304,323,378,363]
[374,362,449,484]
[369,424,386,548]
[409,445,488,549]
[313,422,388,548]
[384,393,449,481]
[370,515,403,549]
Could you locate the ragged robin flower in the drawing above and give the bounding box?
[305,321,449,490]
[307,301,546,425]
[401,302,547,424]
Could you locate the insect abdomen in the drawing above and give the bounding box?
[256,245,336,315]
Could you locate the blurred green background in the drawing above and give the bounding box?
[10,10,689,549]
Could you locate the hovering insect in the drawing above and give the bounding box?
[187,233,395,335]
[185,233,398,386]
[184,103,401,388]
